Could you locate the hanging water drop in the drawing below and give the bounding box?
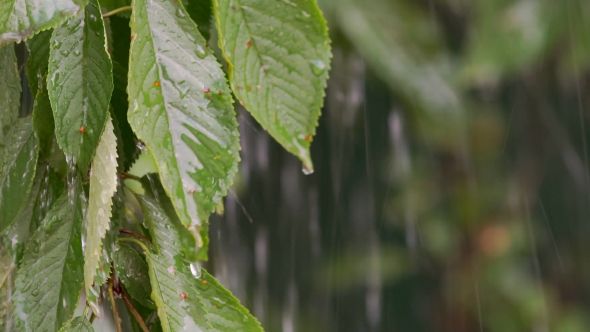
[195,44,207,59]
[309,60,326,76]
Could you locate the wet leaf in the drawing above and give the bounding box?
[33,86,56,159]
[0,0,87,46]
[0,45,20,161]
[14,189,85,332]
[0,118,40,233]
[135,194,211,331]
[113,243,154,309]
[197,269,263,332]
[26,30,52,96]
[213,0,331,172]
[84,114,117,292]
[48,0,113,176]
[128,0,239,228]
[0,241,17,331]
[58,316,94,331]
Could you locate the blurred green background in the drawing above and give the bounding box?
[205,0,590,331]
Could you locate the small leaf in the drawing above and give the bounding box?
[213,0,331,171]
[0,118,40,233]
[0,0,88,46]
[135,194,211,331]
[58,316,94,332]
[25,30,52,96]
[128,0,240,228]
[48,0,113,176]
[84,114,118,291]
[113,243,154,309]
[14,189,85,332]
[0,45,20,160]
[33,86,56,159]
[197,269,263,332]
[0,241,17,331]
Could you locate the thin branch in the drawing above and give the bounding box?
[108,278,123,332]
[120,229,152,244]
[102,6,132,18]
[121,172,142,182]
[121,291,149,332]
[119,237,149,253]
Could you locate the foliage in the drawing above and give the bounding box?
[0,0,331,330]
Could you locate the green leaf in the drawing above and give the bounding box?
[58,316,94,332]
[113,243,154,309]
[213,0,331,172]
[128,0,240,228]
[184,0,213,41]
[0,118,40,233]
[48,0,113,176]
[14,189,85,332]
[197,269,262,332]
[0,45,20,160]
[135,194,211,331]
[84,114,118,291]
[0,241,17,331]
[33,85,56,158]
[25,29,52,96]
[0,0,88,46]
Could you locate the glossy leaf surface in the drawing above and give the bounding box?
[58,316,94,331]
[26,30,52,96]
[0,0,87,46]
[128,0,239,227]
[84,114,117,291]
[214,0,331,171]
[0,118,40,233]
[48,0,113,175]
[113,243,154,309]
[14,190,85,332]
[136,194,210,332]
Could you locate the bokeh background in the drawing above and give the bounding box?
[13,0,590,331]
[207,0,590,331]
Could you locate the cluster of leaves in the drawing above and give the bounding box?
[0,0,330,331]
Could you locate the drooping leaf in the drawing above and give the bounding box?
[0,45,20,160]
[2,162,62,266]
[0,0,88,46]
[14,189,85,332]
[84,114,118,291]
[128,0,240,228]
[110,61,136,171]
[197,269,262,332]
[113,243,154,309]
[213,0,331,172]
[33,85,56,158]
[25,29,52,96]
[0,241,17,331]
[48,0,113,176]
[0,118,40,233]
[58,316,94,332]
[135,194,211,331]
[184,0,213,41]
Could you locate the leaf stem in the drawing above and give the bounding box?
[102,6,132,18]
[119,237,149,253]
[121,290,149,332]
[108,278,123,332]
[120,228,152,244]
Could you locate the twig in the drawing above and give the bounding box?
[120,229,152,244]
[121,291,149,332]
[102,6,131,18]
[119,237,149,253]
[108,278,123,332]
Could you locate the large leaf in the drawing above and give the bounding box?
[128,0,240,228]
[197,269,262,332]
[0,45,20,160]
[25,29,52,96]
[84,114,118,291]
[0,0,87,46]
[13,190,85,332]
[135,194,211,331]
[58,316,94,331]
[213,0,331,171]
[0,241,17,331]
[113,243,154,309]
[0,118,40,233]
[48,0,113,176]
